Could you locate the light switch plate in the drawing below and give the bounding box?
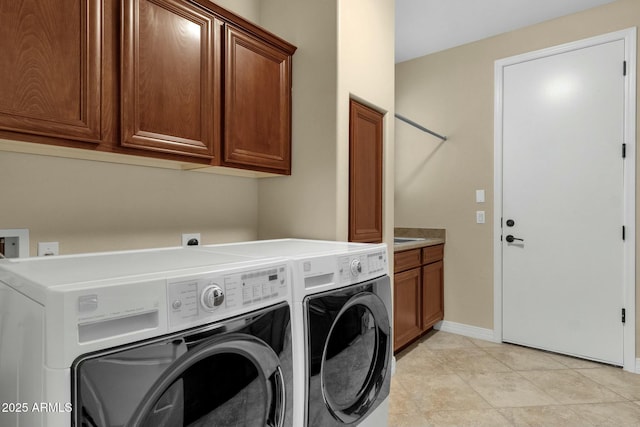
[476,189,485,203]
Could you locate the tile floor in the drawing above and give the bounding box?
[388,330,640,426]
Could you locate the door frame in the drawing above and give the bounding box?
[493,28,637,373]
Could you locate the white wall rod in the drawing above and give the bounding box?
[395,113,447,141]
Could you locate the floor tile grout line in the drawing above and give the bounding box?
[571,368,636,402]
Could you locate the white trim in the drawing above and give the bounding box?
[493,28,637,373]
[434,320,498,343]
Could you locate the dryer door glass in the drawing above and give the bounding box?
[323,304,376,407]
[306,281,391,425]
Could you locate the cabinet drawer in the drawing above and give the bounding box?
[394,249,421,273]
[422,244,444,264]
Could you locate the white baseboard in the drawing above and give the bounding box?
[434,320,498,343]
[436,322,640,374]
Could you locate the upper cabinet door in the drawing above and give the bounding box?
[223,25,293,174]
[349,99,383,243]
[0,0,101,142]
[122,0,221,159]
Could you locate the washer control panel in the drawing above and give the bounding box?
[167,263,288,328]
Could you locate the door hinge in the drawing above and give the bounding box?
[624,60,627,76]
[622,225,626,241]
[622,308,626,323]
[623,143,627,158]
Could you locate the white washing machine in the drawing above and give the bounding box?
[200,239,393,427]
[0,246,293,427]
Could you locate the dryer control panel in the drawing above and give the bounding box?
[338,250,388,285]
[300,245,388,293]
[167,263,288,329]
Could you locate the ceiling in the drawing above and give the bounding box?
[395,0,618,63]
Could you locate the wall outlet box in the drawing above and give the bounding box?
[38,242,59,256]
[182,233,201,246]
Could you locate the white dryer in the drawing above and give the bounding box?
[0,246,293,427]
[200,239,393,427]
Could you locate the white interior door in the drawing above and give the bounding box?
[501,39,626,365]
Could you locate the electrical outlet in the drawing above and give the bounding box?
[38,242,59,256]
[0,229,29,258]
[182,233,201,246]
[476,211,486,224]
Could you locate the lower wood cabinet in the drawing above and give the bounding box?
[393,267,422,349]
[422,259,444,329]
[393,244,444,352]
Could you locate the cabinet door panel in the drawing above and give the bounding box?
[422,260,444,330]
[0,0,101,142]
[223,25,292,173]
[394,268,422,352]
[422,244,444,264]
[349,100,383,243]
[394,249,421,273]
[122,0,220,158]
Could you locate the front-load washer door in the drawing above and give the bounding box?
[304,277,391,426]
[73,303,292,427]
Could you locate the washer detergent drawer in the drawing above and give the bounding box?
[72,303,292,427]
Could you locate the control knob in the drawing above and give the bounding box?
[201,284,225,311]
[350,258,362,276]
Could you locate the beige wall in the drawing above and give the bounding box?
[212,0,260,23]
[337,0,396,245]
[257,0,340,240]
[257,0,395,245]
[0,151,259,255]
[395,0,640,351]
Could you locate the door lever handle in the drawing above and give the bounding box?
[505,235,524,243]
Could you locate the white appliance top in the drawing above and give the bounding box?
[201,239,390,295]
[0,247,281,304]
[200,238,375,258]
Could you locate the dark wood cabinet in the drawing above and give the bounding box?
[394,261,422,351]
[222,24,294,174]
[349,100,383,243]
[0,0,101,143]
[422,259,444,329]
[0,0,296,175]
[393,244,445,352]
[122,0,222,159]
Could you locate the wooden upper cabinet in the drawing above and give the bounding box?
[0,0,101,142]
[223,24,294,174]
[121,0,221,159]
[349,99,383,243]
